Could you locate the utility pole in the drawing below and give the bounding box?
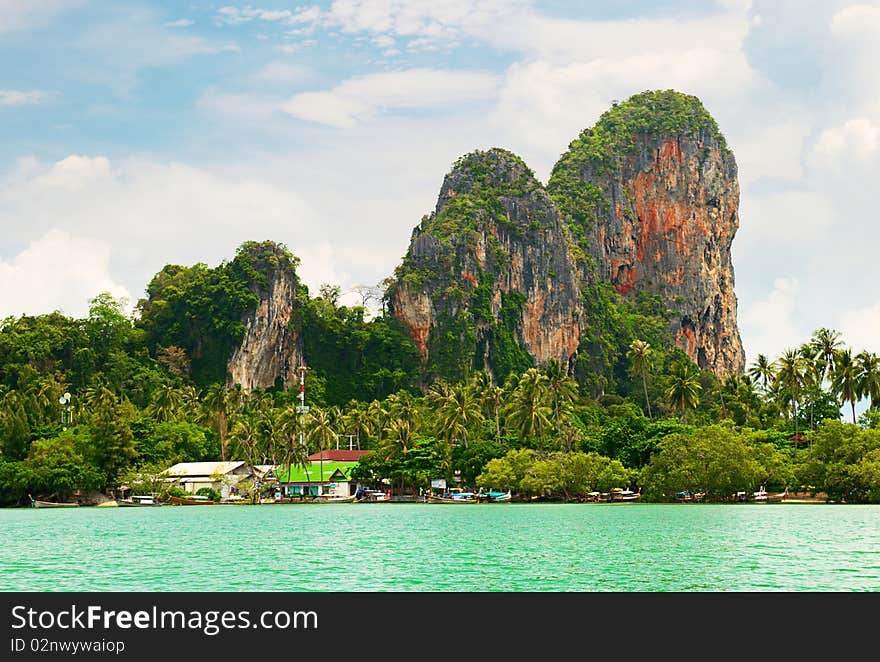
[296,366,310,497]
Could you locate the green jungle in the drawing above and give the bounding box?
[1,239,878,506]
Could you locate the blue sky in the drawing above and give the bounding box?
[2,0,880,381]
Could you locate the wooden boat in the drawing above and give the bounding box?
[356,489,392,503]
[753,487,787,503]
[169,495,215,505]
[32,499,79,508]
[312,493,358,503]
[118,495,162,507]
[609,488,641,502]
[427,492,479,504]
[478,490,511,503]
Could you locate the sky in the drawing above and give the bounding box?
[1,0,879,373]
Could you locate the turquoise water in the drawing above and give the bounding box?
[2,503,879,591]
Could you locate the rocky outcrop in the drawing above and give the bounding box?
[389,149,583,384]
[549,90,745,375]
[227,244,303,392]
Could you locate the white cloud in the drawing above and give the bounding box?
[0,0,81,33]
[812,117,880,164]
[216,5,321,26]
[279,68,498,128]
[164,19,194,28]
[0,155,338,311]
[739,277,802,361]
[254,61,314,84]
[838,301,880,355]
[0,230,132,319]
[0,89,49,106]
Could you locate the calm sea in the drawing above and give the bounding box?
[2,503,879,591]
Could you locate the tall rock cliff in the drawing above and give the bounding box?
[548,90,745,375]
[226,242,304,392]
[389,148,583,384]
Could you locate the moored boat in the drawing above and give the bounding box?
[118,495,162,507]
[32,500,80,508]
[427,492,479,504]
[169,495,215,505]
[29,494,79,508]
[312,493,358,503]
[609,488,641,502]
[357,489,392,503]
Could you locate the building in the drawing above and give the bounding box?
[274,459,361,499]
[162,461,252,497]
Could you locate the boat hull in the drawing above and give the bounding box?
[32,500,79,508]
[169,495,215,505]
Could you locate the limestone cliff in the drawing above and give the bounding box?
[389,148,583,384]
[226,243,303,392]
[548,90,745,375]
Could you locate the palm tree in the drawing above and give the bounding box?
[202,384,232,460]
[748,354,775,394]
[148,384,182,423]
[856,351,880,411]
[438,386,483,449]
[307,407,338,484]
[503,368,552,445]
[832,349,859,424]
[665,362,702,423]
[810,328,843,384]
[774,349,805,436]
[542,358,579,431]
[626,340,654,419]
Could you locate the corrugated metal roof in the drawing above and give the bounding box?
[308,450,370,462]
[163,461,247,477]
[274,461,357,484]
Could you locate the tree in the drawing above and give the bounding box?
[542,358,579,431]
[774,349,805,435]
[748,354,774,393]
[87,387,136,486]
[856,351,880,410]
[832,349,859,424]
[503,368,551,446]
[664,362,702,423]
[810,328,843,384]
[437,386,483,449]
[202,384,233,460]
[627,340,654,419]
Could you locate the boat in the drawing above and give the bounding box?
[479,490,511,503]
[427,491,479,504]
[357,489,392,503]
[118,495,162,507]
[169,495,215,505]
[31,499,79,508]
[753,487,787,503]
[609,487,641,502]
[312,493,358,503]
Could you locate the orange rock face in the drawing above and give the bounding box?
[588,134,744,375]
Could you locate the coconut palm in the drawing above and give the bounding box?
[856,351,880,410]
[810,328,843,384]
[832,349,859,424]
[774,349,806,436]
[665,361,702,423]
[626,340,654,419]
[748,354,775,394]
[541,358,579,431]
[437,386,483,449]
[307,407,338,483]
[148,384,182,423]
[503,368,552,445]
[202,384,232,460]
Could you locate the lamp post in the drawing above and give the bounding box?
[59,392,72,430]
